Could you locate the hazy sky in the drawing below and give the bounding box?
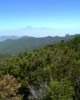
[0,0,80,36]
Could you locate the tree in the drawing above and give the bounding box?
[0,74,21,100]
[48,79,74,100]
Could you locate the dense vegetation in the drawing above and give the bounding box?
[0,36,80,100]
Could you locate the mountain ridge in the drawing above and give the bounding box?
[0,36,19,41]
[0,34,79,55]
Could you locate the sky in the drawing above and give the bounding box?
[0,0,80,36]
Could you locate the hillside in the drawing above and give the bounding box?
[0,36,80,100]
[0,35,76,55]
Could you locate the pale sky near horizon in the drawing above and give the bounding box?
[0,0,80,36]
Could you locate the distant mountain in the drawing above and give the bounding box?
[0,34,79,55]
[0,36,19,41]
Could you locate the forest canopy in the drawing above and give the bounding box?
[0,36,80,100]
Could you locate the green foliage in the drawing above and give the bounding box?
[48,79,74,100]
[0,36,80,99]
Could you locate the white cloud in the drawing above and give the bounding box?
[0,27,79,37]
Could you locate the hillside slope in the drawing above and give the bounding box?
[0,36,80,99]
[0,35,75,55]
